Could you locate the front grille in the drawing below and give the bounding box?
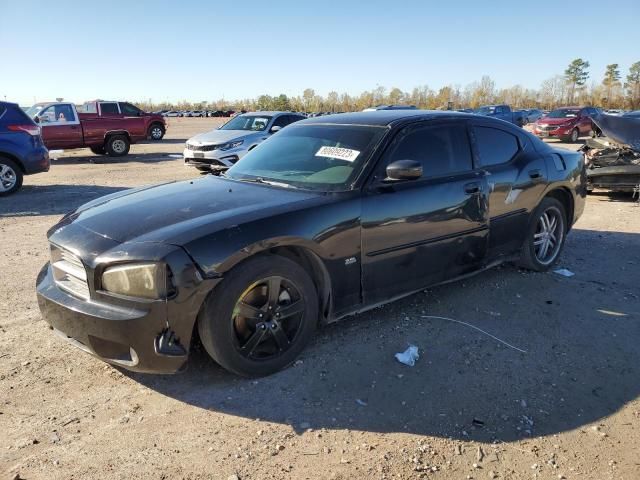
[50,245,90,299]
[538,125,558,132]
[186,143,220,152]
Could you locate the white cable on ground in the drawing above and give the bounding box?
[420,315,528,354]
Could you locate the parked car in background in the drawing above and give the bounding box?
[183,111,306,171]
[533,106,600,142]
[164,111,181,117]
[36,110,586,376]
[474,104,525,127]
[190,110,205,117]
[25,101,167,156]
[0,101,49,195]
[524,109,544,124]
[76,101,167,140]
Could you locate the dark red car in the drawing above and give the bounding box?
[26,101,167,157]
[533,106,600,142]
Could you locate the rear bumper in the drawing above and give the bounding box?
[23,146,50,174]
[36,261,216,374]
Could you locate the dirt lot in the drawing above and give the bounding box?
[1,118,639,480]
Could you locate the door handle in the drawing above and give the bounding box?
[529,169,542,179]
[464,182,481,194]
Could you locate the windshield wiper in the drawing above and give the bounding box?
[237,177,297,189]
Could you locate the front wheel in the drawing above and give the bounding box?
[105,135,130,157]
[570,128,579,143]
[198,255,318,377]
[518,197,567,271]
[148,124,165,141]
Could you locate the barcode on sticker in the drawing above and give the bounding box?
[315,146,360,162]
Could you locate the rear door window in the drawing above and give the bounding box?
[100,102,120,115]
[473,126,520,167]
[119,103,142,116]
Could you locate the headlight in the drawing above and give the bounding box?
[101,263,169,299]
[219,140,243,151]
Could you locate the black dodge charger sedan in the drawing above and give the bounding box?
[36,111,586,376]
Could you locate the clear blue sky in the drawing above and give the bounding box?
[1,0,639,105]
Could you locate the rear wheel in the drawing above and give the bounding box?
[105,135,130,157]
[198,255,318,377]
[90,146,106,155]
[0,157,23,196]
[518,197,567,271]
[148,124,165,141]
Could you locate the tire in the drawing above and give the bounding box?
[90,146,106,155]
[0,156,23,196]
[518,197,567,272]
[570,128,579,143]
[148,123,165,141]
[105,135,130,157]
[198,255,318,377]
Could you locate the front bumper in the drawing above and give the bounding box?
[36,257,219,374]
[587,165,640,192]
[183,145,248,169]
[533,125,573,139]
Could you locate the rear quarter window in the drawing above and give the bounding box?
[473,126,520,167]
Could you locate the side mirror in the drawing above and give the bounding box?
[270,125,282,133]
[34,116,40,124]
[385,159,422,181]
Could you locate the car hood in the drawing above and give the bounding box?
[51,176,324,247]
[187,129,262,145]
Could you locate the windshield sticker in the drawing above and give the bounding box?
[315,146,360,162]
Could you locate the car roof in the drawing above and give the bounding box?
[300,109,476,127]
[245,111,301,116]
[0,101,20,108]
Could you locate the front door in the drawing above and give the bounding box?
[361,121,489,304]
[38,103,83,149]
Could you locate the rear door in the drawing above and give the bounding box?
[38,103,83,149]
[470,120,548,257]
[361,120,489,303]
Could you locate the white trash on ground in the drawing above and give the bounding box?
[395,345,419,366]
[553,268,575,277]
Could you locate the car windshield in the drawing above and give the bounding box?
[220,115,273,131]
[547,109,580,118]
[225,124,387,191]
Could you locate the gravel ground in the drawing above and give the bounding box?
[1,118,639,480]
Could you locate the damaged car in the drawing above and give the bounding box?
[36,111,586,377]
[583,113,640,193]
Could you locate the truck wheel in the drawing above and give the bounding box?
[106,135,130,157]
[0,156,23,196]
[90,146,106,155]
[148,124,165,141]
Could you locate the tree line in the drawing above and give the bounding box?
[135,59,640,113]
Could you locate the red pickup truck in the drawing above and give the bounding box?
[26,101,167,157]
